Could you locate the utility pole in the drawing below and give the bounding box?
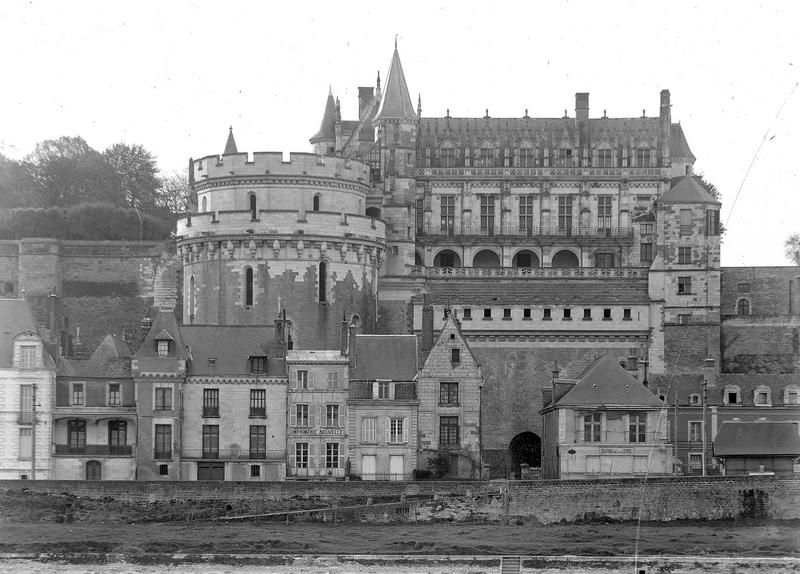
[701,374,708,477]
[31,384,37,480]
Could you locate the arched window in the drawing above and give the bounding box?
[249,193,257,220]
[86,460,101,480]
[188,275,196,322]
[513,250,540,268]
[318,261,327,303]
[472,249,500,268]
[552,250,580,268]
[414,251,423,266]
[244,267,254,306]
[201,196,207,212]
[433,250,461,268]
[737,298,750,316]
[313,194,320,212]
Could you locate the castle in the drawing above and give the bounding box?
[1,45,798,481]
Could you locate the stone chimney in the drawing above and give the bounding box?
[660,89,671,163]
[421,302,434,357]
[348,325,357,369]
[703,357,717,389]
[340,314,349,356]
[551,359,560,380]
[273,311,287,360]
[575,92,589,123]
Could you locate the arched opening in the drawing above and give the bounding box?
[472,249,500,268]
[318,261,328,303]
[508,432,541,479]
[414,251,423,266]
[365,206,381,219]
[244,267,254,306]
[433,250,461,268]
[737,298,750,316]
[512,250,540,268]
[249,193,257,220]
[201,196,207,212]
[86,460,101,481]
[313,194,320,212]
[551,250,579,268]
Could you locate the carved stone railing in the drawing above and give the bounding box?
[416,166,666,179]
[409,266,649,279]
[418,226,634,239]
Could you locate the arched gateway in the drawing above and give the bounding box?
[508,431,541,479]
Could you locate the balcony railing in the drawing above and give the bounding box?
[181,448,286,461]
[410,266,648,279]
[202,407,220,417]
[417,166,667,178]
[54,444,133,456]
[418,225,633,239]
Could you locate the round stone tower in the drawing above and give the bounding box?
[177,146,385,349]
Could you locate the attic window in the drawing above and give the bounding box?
[451,348,460,365]
[449,333,455,340]
[249,356,267,375]
[156,340,170,357]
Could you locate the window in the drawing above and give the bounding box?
[325,442,340,468]
[688,421,703,442]
[640,223,654,236]
[441,146,457,168]
[595,253,615,268]
[598,196,612,229]
[677,276,692,295]
[451,348,461,364]
[249,425,266,458]
[249,356,267,374]
[558,196,573,230]
[678,314,692,325]
[519,195,534,231]
[543,308,552,320]
[318,261,327,303]
[640,242,653,264]
[250,389,266,417]
[678,247,692,264]
[313,194,320,212]
[157,339,170,357]
[295,443,309,468]
[201,196,207,212]
[463,308,472,320]
[603,308,611,320]
[19,385,33,424]
[377,381,391,399]
[737,282,750,293]
[597,148,613,168]
[584,413,602,442]
[108,383,121,406]
[629,413,646,443]
[154,424,172,459]
[326,404,340,427]
[635,148,651,167]
[723,386,740,405]
[154,387,172,411]
[297,370,310,389]
[623,308,632,320]
[388,418,407,443]
[249,193,257,220]
[361,417,377,443]
[679,209,692,235]
[250,464,261,477]
[415,198,424,234]
[583,308,591,320]
[439,416,460,448]
[523,308,531,319]
[784,386,800,405]
[159,464,169,476]
[563,308,571,320]
[68,420,86,453]
[503,308,511,319]
[108,420,127,452]
[476,146,495,167]
[689,393,700,405]
[480,195,495,234]
[327,371,340,390]
[688,452,703,474]
[295,404,309,427]
[440,196,455,234]
[440,382,459,405]
[556,147,573,167]
[518,147,535,167]
[705,209,720,236]
[437,250,456,267]
[202,425,219,458]
[19,345,36,369]
[753,386,771,406]
[72,383,84,406]
[737,299,750,316]
[19,428,32,460]
[244,267,254,306]
[483,308,492,319]
[202,389,219,417]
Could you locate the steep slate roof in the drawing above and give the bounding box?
[415,279,650,306]
[374,47,416,121]
[659,175,720,205]
[551,353,664,408]
[223,127,238,155]
[670,123,695,159]
[0,299,54,368]
[311,90,337,142]
[350,334,418,380]
[59,334,131,378]
[714,421,800,456]
[181,325,286,377]
[134,310,186,360]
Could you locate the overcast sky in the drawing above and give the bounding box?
[1,0,798,266]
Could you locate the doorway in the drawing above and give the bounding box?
[86,460,101,480]
[361,455,376,480]
[508,432,541,479]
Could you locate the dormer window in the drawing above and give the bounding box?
[157,340,170,357]
[19,344,37,369]
[753,385,771,406]
[723,385,741,405]
[249,356,267,375]
[635,148,651,167]
[783,386,800,405]
[689,393,700,405]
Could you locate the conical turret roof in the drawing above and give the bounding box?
[374,45,417,122]
[311,88,337,143]
[223,126,238,155]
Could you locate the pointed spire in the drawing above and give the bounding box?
[374,43,417,122]
[376,71,381,95]
[310,89,337,143]
[417,94,422,117]
[224,126,238,155]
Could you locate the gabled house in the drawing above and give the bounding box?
[540,353,674,479]
[54,334,136,480]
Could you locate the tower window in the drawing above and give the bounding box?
[244,267,254,306]
[249,193,257,220]
[319,261,327,303]
[737,298,750,316]
[677,276,692,295]
[313,194,320,212]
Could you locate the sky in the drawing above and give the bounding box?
[0,0,798,266]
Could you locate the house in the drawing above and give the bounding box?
[540,353,674,479]
[0,299,56,479]
[54,334,136,480]
[713,420,800,475]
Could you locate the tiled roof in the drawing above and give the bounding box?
[714,421,800,456]
[0,299,53,368]
[670,123,695,159]
[59,334,131,378]
[350,334,417,380]
[659,175,720,205]
[374,47,416,121]
[311,91,337,142]
[551,353,664,408]
[223,127,238,155]
[415,279,650,306]
[181,325,286,377]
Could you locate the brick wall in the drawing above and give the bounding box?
[721,266,800,317]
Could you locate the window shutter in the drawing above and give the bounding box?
[310,405,316,428]
[372,382,378,399]
[293,371,298,390]
[403,418,409,443]
[576,413,582,442]
[338,452,345,470]
[339,403,343,427]
[309,443,316,469]
[385,417,391,443]
[290,405,297,427]
[389,383,395,400]
[309,371,314,390]
[361,419,367,442]
[288,442,295,467]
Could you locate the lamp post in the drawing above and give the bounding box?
[31,384,37,480]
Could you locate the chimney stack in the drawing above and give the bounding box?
[551,359,560,380]
[575,92,589,123]
[703,357,717,389]
[340,313,349,356]
[421,301,434,356]
[273,310,287,359]
[348,325,357,369]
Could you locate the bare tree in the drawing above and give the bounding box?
[785,233,800,265]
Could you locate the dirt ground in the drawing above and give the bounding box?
[1,520,798,557]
